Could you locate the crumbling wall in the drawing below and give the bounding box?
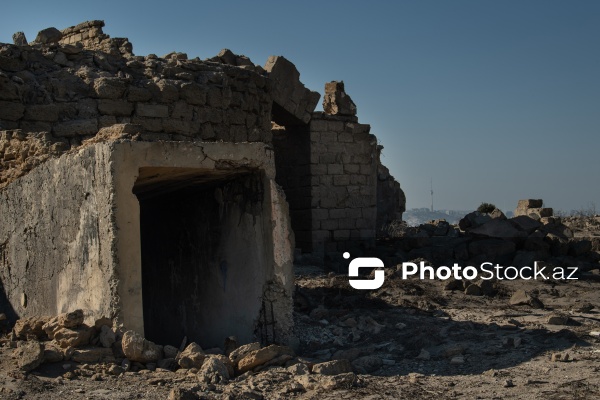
[0,143,117,322]
[273,81,405,255]
[376,145,406,230]
[59,20,132,57]
[0,35,272,188]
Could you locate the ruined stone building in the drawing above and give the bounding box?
[0,21,404,347]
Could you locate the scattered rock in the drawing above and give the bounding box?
[98,325,116,348]
[351,355,383,374]
[177,342,206,369]
[163,345,179,359]
[237,345,294,373]
[228,342,261,366]
[464,284,482,296]
[312,359,352,376]
[547,314,569,325]
[551,352,570,362]
[14,316,49,340]
[52,326,93,348]
[504,379,515,388]
[168,387,199,400]
[197,356,230,384]
[15,341,44,372]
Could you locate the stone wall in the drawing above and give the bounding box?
[307,112,379,254]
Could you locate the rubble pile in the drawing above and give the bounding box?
[375,200,600,291]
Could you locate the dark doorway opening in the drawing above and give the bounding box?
[134,167,267,348]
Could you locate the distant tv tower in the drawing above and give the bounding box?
[430,178,434,212]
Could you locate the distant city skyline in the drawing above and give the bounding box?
[2,1,598,212]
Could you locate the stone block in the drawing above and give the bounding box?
[327,164,343,175]
[127,86,153,102]
[93,78,126,99]
[309,119,328,132]
[0,101,25,121]
[136,104,169,118]
[98,100,134,116]
[53,119,98,137]
[333,175,350,186]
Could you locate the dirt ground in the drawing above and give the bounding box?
[1,258,599,399]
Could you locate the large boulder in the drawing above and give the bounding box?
[121,330,162,363]
[34,27,63,44]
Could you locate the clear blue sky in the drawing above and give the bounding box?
[2,1,599,213]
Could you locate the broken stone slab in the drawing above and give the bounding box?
[121,330,163,363]
[311,359,352,376]
[12,32,28,46]
[71,347,115,363]
[323,81,357,116]
[53,326,94,348]
[42,310,86,339]
[236,344,295,374]
[458,211,493,231]
[228,342,261,366]
[217,49,237,65]
[511,215,543,234]
[263,55,320,125]
[34,27,63,44]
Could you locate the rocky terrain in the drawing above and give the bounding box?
[0,208,599,399]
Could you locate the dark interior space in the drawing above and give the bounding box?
[272,123,313,252]
[135,168,268,348]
